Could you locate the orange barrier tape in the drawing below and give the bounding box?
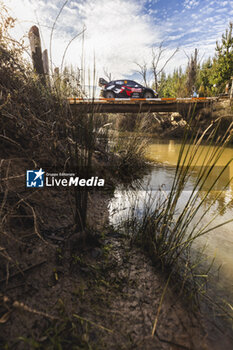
[67,97,213,103]
[161,98,176,101]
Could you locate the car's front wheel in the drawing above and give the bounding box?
[143,91,154,98]
[105,91,115,98]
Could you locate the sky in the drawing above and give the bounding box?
[2,0,233,85]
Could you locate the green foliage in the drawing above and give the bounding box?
[158,68,187,97]
[158,23,233,97]
[197,58,215,96]
[212,22,233,90]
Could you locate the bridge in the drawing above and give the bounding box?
[68,97,216,114]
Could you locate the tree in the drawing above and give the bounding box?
[103,67,112,82]
[212,22,233,90]
[185,48,198,96]
[158,67,186,97]
[134,43,178,88]
[198,58,214,96]
[151,43,179,91]
[134,61,148,86]
[157,71,167,96]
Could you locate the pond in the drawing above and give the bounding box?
[109,138,233,315]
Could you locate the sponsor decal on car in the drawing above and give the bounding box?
[131,88,142,93]
[114,88,123,94]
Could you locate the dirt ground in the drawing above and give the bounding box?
[1,185,233,350]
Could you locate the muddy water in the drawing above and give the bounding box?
[146,140,233,291]
[109,139,233,313]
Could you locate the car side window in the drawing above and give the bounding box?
[126,81,136,87]
[115,81,124,85]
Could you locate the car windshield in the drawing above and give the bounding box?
[111,80,142,87]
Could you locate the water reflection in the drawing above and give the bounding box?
[109,139,233,311]
[146,139,233,191]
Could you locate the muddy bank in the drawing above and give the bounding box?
[1,184,233,349]
[1,110,233,349]
[106,98,233,140]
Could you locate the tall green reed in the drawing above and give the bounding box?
[127,112,233,293]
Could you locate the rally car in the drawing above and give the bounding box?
[99,78,158,99]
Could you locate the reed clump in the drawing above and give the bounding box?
[109,114,151,180]
[114,134,148,175]
[125,115,233,307]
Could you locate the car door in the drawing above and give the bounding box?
[125,81,143,98]
[113,80,127,97]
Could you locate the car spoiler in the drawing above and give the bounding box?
[99,78,109,87]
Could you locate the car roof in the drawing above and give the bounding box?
[111,80,139,84]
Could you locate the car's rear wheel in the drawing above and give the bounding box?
[105,91,115,98]
[143,91,154,98]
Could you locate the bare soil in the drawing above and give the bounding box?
[1,186,233,350]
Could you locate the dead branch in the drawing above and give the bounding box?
[0,135,21,148]
[157,47,179,76]
[103,67,112,82]
[151,42,179,90]
[134,61,148,86]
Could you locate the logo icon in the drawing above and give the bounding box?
[26,169,44,188]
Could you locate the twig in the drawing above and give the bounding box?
[73,314,113,333]
[0,134,21,148]
[0,260,47,285]
[1,174,25,181]
[19,198,51,245]
[5,283,25,291]
[0,159,10,216]
[13,300,58,320]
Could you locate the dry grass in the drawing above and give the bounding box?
[0,3,96,289]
